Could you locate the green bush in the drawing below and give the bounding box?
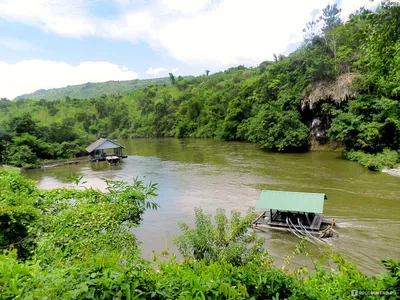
[1,249,398,299]
[344,149,399,170]
[173,208,268,267]
[0,169,39,259]
[8,145,38,168]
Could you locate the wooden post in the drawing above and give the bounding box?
[305,213,312,227]
[253,212,265,225]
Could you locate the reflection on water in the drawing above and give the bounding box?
[25,138,400,274]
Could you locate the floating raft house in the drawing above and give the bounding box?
[86,138,127,163]
[253,190,334,241]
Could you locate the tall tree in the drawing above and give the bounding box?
[169,73,176,85]
[321,4,342,34]
[304,4,342,38]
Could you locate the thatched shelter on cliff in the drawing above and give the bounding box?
[301,73,357,111]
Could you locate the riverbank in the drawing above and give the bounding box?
[2,157,88,170]
[383,166,400,177]
[309,141,344,151]
[1,164,21,170]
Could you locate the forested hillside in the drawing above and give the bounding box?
[14,77,172,100]
[1,2,400,170]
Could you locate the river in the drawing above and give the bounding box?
[25,138,400,274]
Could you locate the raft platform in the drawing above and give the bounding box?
[252,190,338,243]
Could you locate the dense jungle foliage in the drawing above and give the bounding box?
[1,168,399,299]
[1,1,400,170]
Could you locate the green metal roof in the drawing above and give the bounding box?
[256,190,326,214]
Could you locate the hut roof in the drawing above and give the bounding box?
[256,190,327,214]
[301,73,357,111]
[85,138,125,153]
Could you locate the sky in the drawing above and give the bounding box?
[0,0,376,99]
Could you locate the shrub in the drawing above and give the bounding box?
[0,169,39,260]
[344,149,399,170]
[173,207,271,267]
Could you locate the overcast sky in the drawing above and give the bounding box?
[0,0,375,99]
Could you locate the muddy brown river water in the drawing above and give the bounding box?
[25,139,400,274]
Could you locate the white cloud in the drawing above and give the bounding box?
[146,66,167,76]
[146,0,378,64]
[0,60,138,99]
[0,37,37,50]
[340,0,377,21]
[0,0,378,66]
[0,0,96,36]
[151,0,331,65]
[160,0,210,14]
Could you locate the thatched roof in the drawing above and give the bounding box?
[301,73,357,111]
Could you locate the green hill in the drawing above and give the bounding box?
[14,77,173,100]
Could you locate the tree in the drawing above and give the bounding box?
[359,2,400,96]
[273,53,285,62]
[237,105,309,152]
[168,73,176,85]
[12,133,53,159]
[303,4,342,38]
[0,98,11,110]
[8,114,38,136]
[0,141,11,164]
[321,4,342,34]
[8,145,38,167]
